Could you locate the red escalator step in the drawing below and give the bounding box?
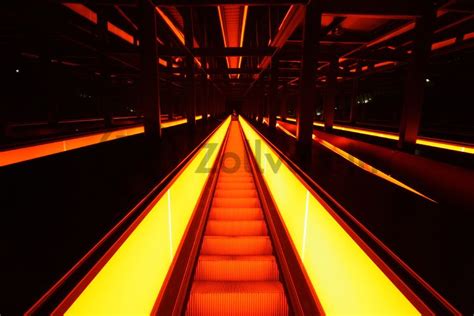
[209,208,264,221]
[187,281,288,316]
[201,236,273,256]
[194,255,279,281]
[216,182,256,190]
[213,189,258,198]
[212,197,260,208]
[205,220,267,236]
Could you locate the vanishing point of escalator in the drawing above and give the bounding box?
[186,120,289,315]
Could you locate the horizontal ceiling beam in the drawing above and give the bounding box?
[153,0,306,6]
[57,0,427,17]
[56,0,137,6]
[158,47,276,56]
[321,0,426,18]
[162,67,261,74]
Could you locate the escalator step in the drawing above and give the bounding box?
[187,281,288,316]
[195,256,279,281]
[212,197,260,208]
[214,189,258,198]
[216,182,256,190]
[205,220,267,236]
[218,176,254,183]
[209,208,264,221]
[201,236,273,256]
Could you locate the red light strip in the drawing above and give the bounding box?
[431,37,456,51]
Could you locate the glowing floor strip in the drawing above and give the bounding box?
[55,117,230,315]
[242,117,430,315]
[276,123,436,203]
[308,120,474,154]
[0,116,203,167]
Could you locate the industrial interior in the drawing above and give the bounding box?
[1,0,473,315]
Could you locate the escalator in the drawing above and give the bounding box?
[186,119,288,315]
[27,116,456,316]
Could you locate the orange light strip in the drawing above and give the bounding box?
[155,7,202,68]
[156,7,185,45]
[63,3,97,24]
[55,117,231,315]
[237,5,249,72]
[64,3,135,45]
[158,58,168,67]
[276,123,436,202]
[107,22,134,44]
[0,116,204,167]
[217,6,231,70]
[374,61,397,68]
[217,5,248,78]
[241,117,430,316]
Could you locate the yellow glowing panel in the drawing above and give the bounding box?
[333,124,399,140]
[1,116,204,167]
[62,117,231,315]
[240,116,425,316]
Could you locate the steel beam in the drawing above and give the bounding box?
[297,0,321,147]
[140,0,162,139]
[398,2,435,149]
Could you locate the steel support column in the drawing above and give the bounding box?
[297,0,321,147]
[184,8,196,127]
[280,85,288,120]
[323,57,337,131]
[349,76,360,124]
[398,1,434,150]
[167,61,174,121]
[97,12,113,128]
[140,0,162,139]
[269,56,279,128]
[257,80,265,124]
